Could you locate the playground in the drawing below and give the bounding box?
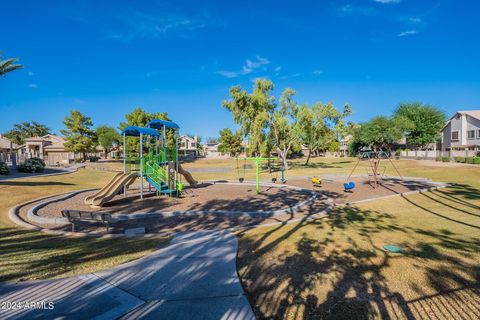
[0,120,477,320]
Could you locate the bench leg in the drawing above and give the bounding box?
[71,223,75,233]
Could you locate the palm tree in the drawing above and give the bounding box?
[0,52,22,76]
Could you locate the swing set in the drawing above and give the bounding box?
[235,156,287,194]
[345,151,403,191]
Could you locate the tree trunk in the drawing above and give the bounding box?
[278,149,289,171]
[305,148,312,165]
[104,148,108,159]
[282,156,289,171]
[82,151,87,162]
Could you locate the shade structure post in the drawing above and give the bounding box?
[123,132,127,197]
[123,133,126,174]
[140,132,143,199]
[176,129,179,196]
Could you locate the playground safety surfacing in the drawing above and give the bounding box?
[18,176,446,235]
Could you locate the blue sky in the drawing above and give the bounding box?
[1,0,479,138]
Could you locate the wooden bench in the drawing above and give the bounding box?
[61,210,114,233]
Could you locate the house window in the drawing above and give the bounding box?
[477,129,480,139]
[467,130,475,140]
[180,142,186,148]
[451,131,459,141]
[190,142,196,148]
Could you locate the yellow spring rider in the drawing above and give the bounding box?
[311,176,322,187]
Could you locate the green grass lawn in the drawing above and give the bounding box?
[2,157,479,319]
[0,168,169,282]
[236,160,480,319]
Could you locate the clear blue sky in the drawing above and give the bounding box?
[1,0,479,138]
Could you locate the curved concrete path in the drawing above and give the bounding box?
[0,230,255,320]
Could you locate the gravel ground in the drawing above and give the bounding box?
[20,194,330,234]
[286,176,440,204]
[22,177,440,235]
[37,182,313,218]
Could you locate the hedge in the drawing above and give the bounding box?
[441,157,450,162]
[465,157,475,164]
[17,157,46,173]
[474,157,480,164]
[454,157,466,163]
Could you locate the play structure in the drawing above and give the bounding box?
[344,151,403,192]
[236,156,286,194]
[85,120,197,207]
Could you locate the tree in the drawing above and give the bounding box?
[3,121,50,145]
[0,52,22,77]
[269,89,299,170]
[119,107,172,152]
[61,110,96,161]
[218,128,243,157]
[223,79,275,156]
[394,102,446,149]
[296,102,351,165]
[356,116,405,152]
[96,125,121,159]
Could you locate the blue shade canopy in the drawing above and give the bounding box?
[147,119,180,130]
[122,126,160,137]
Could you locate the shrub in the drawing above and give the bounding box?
[473,157,480,165]
[435,157,441,162]
[395,149,401,157]
[17,157,46,173]
[0,161,9,175]
[88,156,100,162]
[465,157,475,164]
[454,157,466,163]
[74,158,83,163]
[441,157,450,162]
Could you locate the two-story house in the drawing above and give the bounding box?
[441,110,480,156]
[179,135,198,157]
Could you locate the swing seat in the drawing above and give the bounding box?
[344,181,355,192]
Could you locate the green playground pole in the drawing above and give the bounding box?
[244,156,276,195]
[255,158,260,194]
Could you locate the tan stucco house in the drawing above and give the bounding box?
[18,134,75,165]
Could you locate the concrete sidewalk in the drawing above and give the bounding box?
[0,230,255,320]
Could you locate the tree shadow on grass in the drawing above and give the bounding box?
[0,226,167,283]
[0,181,74,187]
[237,202,480,319]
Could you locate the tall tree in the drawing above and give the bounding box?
[61,110,96,161]
[356,116,406,152]
[3,121,50,145]
[96,125,121,159]
[297,102,351,165]
[394,102,446,149]
[218,128,243,157]
[223,79,275,156]
[269,89,299,170]
[0,52,22,77]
